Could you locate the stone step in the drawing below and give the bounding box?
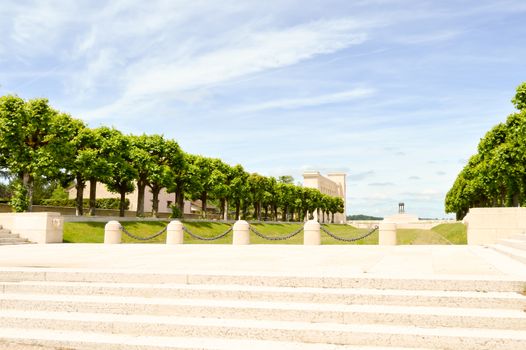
[2,280,525,310]
[0,233,19,239]
[492,244,526,265]
[0,310,525,349]
[0,328,431,350]
[0,238,28,244]
[0,242,31,246]
[499,238,526,251]
[510,233,526,241]
[0,231,14,238]
[0,269,523,292]
[1,293,524,330]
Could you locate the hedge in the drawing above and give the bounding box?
[39,198,129,210]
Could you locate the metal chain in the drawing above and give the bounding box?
[119,225,167,241]
[182,225,233,241]
[320,225,379,242]
[249,225,303,241]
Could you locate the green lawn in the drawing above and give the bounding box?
[63,221,466,245]
[63,221,378,244]
[396,223,467,245]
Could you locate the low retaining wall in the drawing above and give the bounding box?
[349,220,453,230]
[463,207,526,245]
[0,212,63,244]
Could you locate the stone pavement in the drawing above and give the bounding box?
[0,243,525,280]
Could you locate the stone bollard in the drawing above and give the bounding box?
[232,220,250,245]
[104,221,122,244]
[304,220,321,245]
[166,220,184,244]
[379,222,397,245]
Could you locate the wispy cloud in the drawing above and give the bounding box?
[368,182,395,187]
[80,17,372,120]
[232,88,375,113]
[348,170,375,181]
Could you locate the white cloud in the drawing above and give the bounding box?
[124,18,369,98]
[394,30,460,45]
[232,88,375,113]
[79,17,372,120]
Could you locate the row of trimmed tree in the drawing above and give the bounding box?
[0,95,344,221]
[445,82,526,219]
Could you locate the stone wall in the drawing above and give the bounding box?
[463,207,526,245]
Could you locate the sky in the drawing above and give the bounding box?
[1,0,525,218]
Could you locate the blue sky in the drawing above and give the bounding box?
[1,0,525,218]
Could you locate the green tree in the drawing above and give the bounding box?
[512,82,526,111]
[100,130,137,217]
[0,96,80,211]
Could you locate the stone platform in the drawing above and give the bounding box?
[0,244,525,349]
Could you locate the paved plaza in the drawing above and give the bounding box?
[0,244,525,281]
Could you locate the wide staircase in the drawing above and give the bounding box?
[492,232,526,264]
[0,226,30,246]
[0,269,524,349]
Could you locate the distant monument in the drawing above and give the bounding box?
[303,171,346,223]
[384,203,419,224]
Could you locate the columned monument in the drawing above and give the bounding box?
[303,171,346,223]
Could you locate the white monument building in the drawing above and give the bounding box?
[303,171,347,223]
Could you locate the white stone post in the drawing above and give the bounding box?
[379,222,397,245]
[104,221,122,244]
[304,220,321,245]
[166,220,184,244]
[233,220,250,245]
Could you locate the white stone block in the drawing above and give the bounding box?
[0,212,63,244]
[303,220,320,245]
[379,223,397,245]
[232,220,250,245]
[166,220,183,244]
[104,221,122,244]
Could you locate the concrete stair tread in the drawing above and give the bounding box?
[493,244,526,256]
[0,234,18,238]
[1,309,526,341]
[0,268,524,292]
[0,328,430,350]
[492,244,526,263]
[1,292,525,319]
[3,280,524,299]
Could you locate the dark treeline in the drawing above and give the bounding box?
[445,82,526,219]
[0,95,344,221]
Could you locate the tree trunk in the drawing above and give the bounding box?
[89,179,97,216]
[235,200,240,220]
[22,173,34,212]
[331,212,335,224]
[136,179,146,217]
[119,189,126,217]
[75,174,85,216]
[222,199,228,220]
[201,192,207,219]
[176,183,185,214]
[512,192,520,207]
[151,186,160,218]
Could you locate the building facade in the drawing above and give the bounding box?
[303,171,347,223]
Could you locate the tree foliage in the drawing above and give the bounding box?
[0,94,345,220]
[446,82,526,219]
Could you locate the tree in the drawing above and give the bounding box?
[228,164,249,220]
[100,130,137,217]
[147,138,182,218]
[129,134,182,217]
[277,175,294,184]
[512,82,526,111]
[0,96,81,211]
